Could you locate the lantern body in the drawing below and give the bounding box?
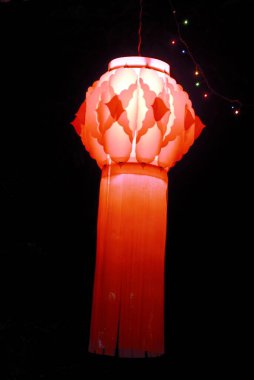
[72,57,205,357]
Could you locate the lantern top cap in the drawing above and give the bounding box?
[108,56,170,75]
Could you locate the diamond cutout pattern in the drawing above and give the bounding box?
[152,97,169,121]
[106,95,124,120]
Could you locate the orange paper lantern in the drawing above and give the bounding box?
[72,56,205,357]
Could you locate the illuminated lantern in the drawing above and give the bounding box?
[72,56,205,357]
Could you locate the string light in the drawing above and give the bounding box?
[230,104,241,116]
[167,0,247,115]
[171,39,176,45]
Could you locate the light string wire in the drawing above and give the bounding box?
[168,0,252,109]
[138,0,143,56]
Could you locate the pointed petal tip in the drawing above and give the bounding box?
[71,116,82,136]
[194,115,205,139]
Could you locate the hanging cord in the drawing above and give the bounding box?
[138,0,143,56]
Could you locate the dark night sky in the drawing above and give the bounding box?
[0,0,253,378]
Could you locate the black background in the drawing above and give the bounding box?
[0,0,253,378]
